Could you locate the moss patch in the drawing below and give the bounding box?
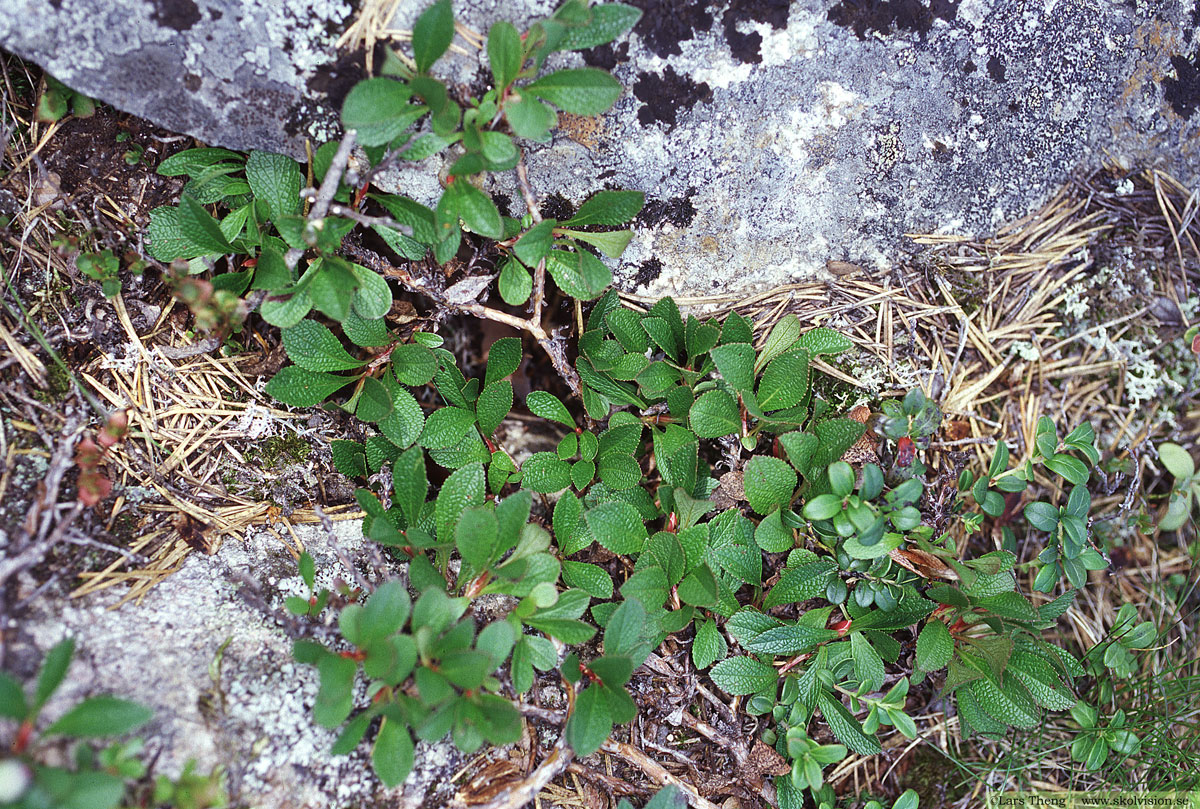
[244,432,311,472]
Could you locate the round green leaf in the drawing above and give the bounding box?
[742,456,798,515]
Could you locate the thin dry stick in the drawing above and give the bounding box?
[461,682,578,809]
[287,130,358,272]
[599,739,722,809]
[515,159,549,325]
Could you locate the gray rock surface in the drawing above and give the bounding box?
[9,519,462,809]
[4,0,1200,293]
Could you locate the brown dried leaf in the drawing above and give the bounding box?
[711,470,745,511]
[746,740,790,778]
[444,274,496,306]
[889,547,959,581]
[458,760,523,806]
[826,260,864,276]
[841,405,878,464]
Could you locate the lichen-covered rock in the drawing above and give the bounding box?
[9,520,462,809]
[0,0,356,154]
[4,0,1199,295]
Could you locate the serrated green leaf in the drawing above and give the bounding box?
[260,286,313,329]
[377,377,425,449]
[742,456,797,515]
[266,366,354,407]
[692,618,726,670]
[342,78,427,147]
[331,439,368,477]
[817,691,881,755]
[808,419,867,472]
[713,542,762,585]
[710,656,778,695]
[850,631,885,691]
[563,228,634,258]
[710,343,756,392]
[177,195,234,255]
[967,676,1038,729]
[562,560,614,598]
[514,219,555,266]
[567,684,613,755]
[445,179,503,239]
[585,501,647,554]
[342,310,389,348]
[796,327,852,356]
[754,508,793,553]
[476,380,513,436]
[604,597,653,665]
[44,696,153,738]
[755,315,801,374]
[487,21,523,88]
[564,191,645,227]
[757,350,809,412]
[246,151,301,222]
[355,376,392,423]
[677,564,718,607]
[158,147,244,177]
[523,452,573,493]
[526,390,574,426]
[457,505,499,571]
[763,559,837,608]
[435,463,485,543]
[526,68,622,115]
[747,623,837,656]
[485,337,523,387]
[916,620,953,671]
[419,406,477,449]
[282,320,364,371]
[373,718,415,787]
[350,264,393,320]
[1007,651,1075,710]
[506,95,557,141]
[499,259,533,305]
[556,3,642,49]
[689,389,740,438]
[413,0,455,72]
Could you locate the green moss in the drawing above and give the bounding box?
[899,745,970,806]
[245,432,311,471]
[39,361,73,401]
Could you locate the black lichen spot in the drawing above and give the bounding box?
[183,73,202,92]
[623,0,714,59]
[723,19,763,64]
[583,41,630,71]
[963,59,976,73]
[151,0,201,31]
[1164,51,1200,118]
[986,55,1006,82]
[827,0,959,40]
[930,140,953,163]
[634,67,712,128]
[493,193,513,218]
[633,257,663,287]
[541,193,576,222]
[723,0,791,63]
[306,47,376,109]
[637,189,698,228]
